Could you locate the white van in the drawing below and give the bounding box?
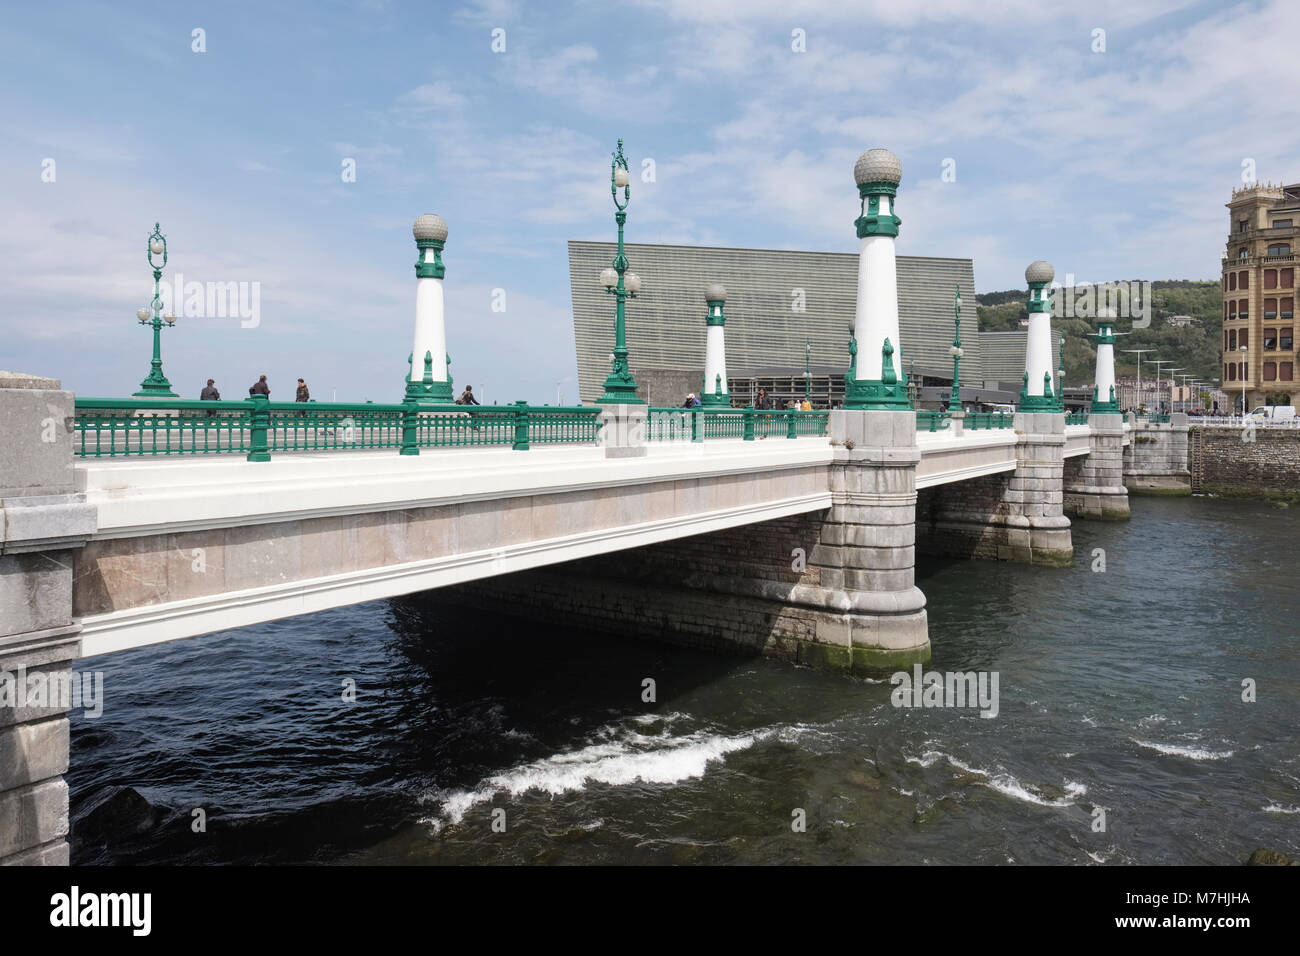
[1248,405,1297,422]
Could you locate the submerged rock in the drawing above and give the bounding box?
[1246,847,1296,866]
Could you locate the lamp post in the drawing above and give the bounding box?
[804,337,812,401]
[132,222,179,398]
[1239,344,1248,417]
[597,139,643,404]
[1057,331,1066,411]
[1163,369,1185,413]
[1121,348,1154,412]
[1149,359,1173,414]
[949,282,963,411]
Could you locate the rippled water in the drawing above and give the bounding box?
[68,496,1300,865]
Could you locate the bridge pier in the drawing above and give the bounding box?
[439,410,929,675]
[916,411,1073,566]
[802,409,929,668]
[1124,412,1191,495]
[0,372,96,866]
[1064,412,1130,520]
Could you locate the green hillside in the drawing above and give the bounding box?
[977,280,1222,386]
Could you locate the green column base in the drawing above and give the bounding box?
[1018,394,1058,412]
[405,380,454,402]
[844,377,911,410]
[699,392,730,407]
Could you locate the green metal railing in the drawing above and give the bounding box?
[1144,413,1171,424]
[73,397,601,461]
[964,411,1014,430]
[915,409,951,432]
[646,407,829,442]
[1065,411,1090,425]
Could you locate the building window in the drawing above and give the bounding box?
[1229,301,1237,318]
[1240,248,1249,259]
[1240,299,1249,319]
[1224,330,1229,349]
[1283,268,1294,288]
[1273,220,1293,228]
[1284,297,1295,319]
[1229,272,1237,291]
[1268,244,1291,257]
[1241,271,1250,289]
[1240,330,1249,348]
[1282,328,1294,350]
[1266,298,1278,318]
[1266,269,1278,289]
[1229,329,1237,350]
[1240,220,1250,232]
[1264,328,1277,350]
[1264,362,1277,381]
[1227,363,1236,381]
[1282,363,1294,381]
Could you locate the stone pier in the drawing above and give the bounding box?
[440,410,929,674]
[0,372,96,866]
[915,411,1073,566]
[1123,412,1191,495]
[1064,412,1130,520]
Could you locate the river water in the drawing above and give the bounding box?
[68,496,1300,865]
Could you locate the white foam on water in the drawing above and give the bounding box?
[1132,739,1234,761]
[1081,715,1098,727]
[906,750,988,776]
[420,724,764,832]
[985,775,1086,808]
[1263,802,1300,814]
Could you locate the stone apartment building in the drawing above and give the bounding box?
[1223,182,1299,410]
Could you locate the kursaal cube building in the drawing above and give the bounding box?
[568,242,981,408]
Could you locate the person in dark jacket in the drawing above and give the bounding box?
[755,388,773,439]
[681,392,701,408]
[455,385,480,405]
[296,379,309,402]
[201,379,220,417]
[249,375,270,397]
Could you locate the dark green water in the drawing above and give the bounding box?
[69,496,1300,864]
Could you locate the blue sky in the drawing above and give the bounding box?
[2,0,1296,403]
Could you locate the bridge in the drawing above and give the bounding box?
[1,146,1183,866]
[65,405,1111,659]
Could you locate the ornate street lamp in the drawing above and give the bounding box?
[948,282,963,411]
[597,139,643,404]
[132,222,179,398]
[804,338,812,400]
[1058,331,1066,411]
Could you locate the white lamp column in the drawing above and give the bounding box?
[407,214,453,401]
[1092,308,1119,411]
[701,283,730,406]
[845,148,909,409]
[1020,260,1057,411]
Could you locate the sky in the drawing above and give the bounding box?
[2,0,1297,404]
